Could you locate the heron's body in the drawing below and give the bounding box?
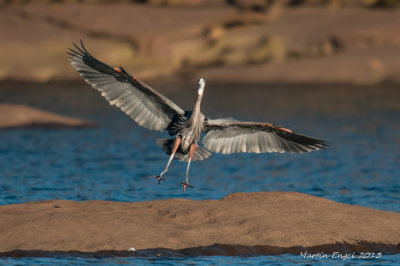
[68,41,328,191]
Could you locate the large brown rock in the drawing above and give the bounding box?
[0,191,399,256]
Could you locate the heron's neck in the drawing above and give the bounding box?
[190,94,203,124]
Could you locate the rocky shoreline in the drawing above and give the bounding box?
[1,3,400,84]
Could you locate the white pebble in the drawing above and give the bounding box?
[128,247,136,252]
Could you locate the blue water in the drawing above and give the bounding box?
[3,254,400,265]
[0,81,399,264]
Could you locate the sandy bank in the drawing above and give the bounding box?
[0,191,399,257]
[0,104,95,129]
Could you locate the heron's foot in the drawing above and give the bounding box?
[154,175,166,184]
[179,182,193,192]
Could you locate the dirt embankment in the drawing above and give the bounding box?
[1,3,400,84]
[0,104,95,129]
[0,191,399,257]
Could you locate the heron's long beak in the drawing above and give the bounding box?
[198,78,205,96]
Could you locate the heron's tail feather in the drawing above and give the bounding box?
[157,138,212,162]
[192,145,212,161]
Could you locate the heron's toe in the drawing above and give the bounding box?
[179,182,194,192]
[154,175,166,184]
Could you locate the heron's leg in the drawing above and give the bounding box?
[180,143,196,192]
[155,136,181,184]
[185,159,191,184]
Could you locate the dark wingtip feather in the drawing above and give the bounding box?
[73,42,85,55]
[319,139,331,149]
[67,40,131,78]
[80,39,89,53]
[276,130,330,151]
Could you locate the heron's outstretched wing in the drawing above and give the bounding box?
[202,119,328,154]
[67,41,185,131]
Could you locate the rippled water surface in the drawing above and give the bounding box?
[0,81,399,265]
[3,254,400,265]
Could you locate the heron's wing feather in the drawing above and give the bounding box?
[67,41,185,131]
[202,119,328,154]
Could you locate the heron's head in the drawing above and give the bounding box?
[198,78,205,96]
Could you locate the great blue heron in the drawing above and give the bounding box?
[68,41,328,192]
